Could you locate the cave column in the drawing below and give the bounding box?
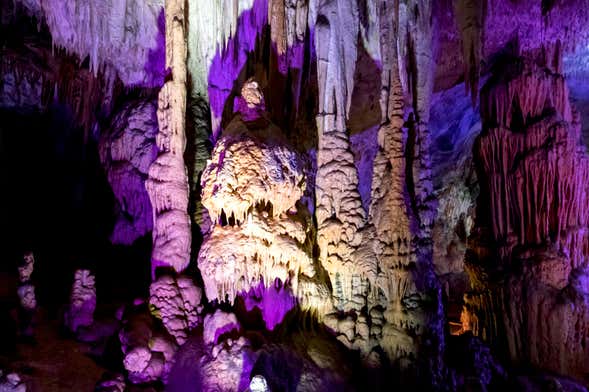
[146,0,191,274]
[367,0,443,379]
[313,0,368,314]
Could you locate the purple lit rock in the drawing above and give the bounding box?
[149,275,203,345]
[199,336,257,392]
[94,372,126,392]
[64,269,96,333]
[99,99,158,245]
[465,56,589,382]
[119,306,178,384]
[243,282,296,331]
[198,83,315,314]
[203,310,240,346]
[0,370,26,392]
[18,0,166,87]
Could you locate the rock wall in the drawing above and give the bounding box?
[465,56,589,383]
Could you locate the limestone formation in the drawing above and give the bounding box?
[145,0,191,273]
[94,372,126,392]
[248,375,269,392]
[198,81,322,318]
[119,306,178,384]
[0,23,119,133]
[307,2,443,381]
[465,56,589,381]
[0,370,26,392]
[17,252,34,284]
[199,336,257,392]
[65,269,96,333]
[17,0,165,86]
[16,285,35,313]
[99,99,158,245]
[6,0,589,390]
[198,310,256,391]
[17,252,36,338]
[429,81,481,327]
[203,310,240,346]
[200,130,304,226]
[313,0,365,296]
[149,274,203,345]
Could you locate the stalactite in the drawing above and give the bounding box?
[354,0,443,380]
[369,0,419,363]
[198,81,327,320]
[16,0,165,87]
[1,44,119,134]
[146,0,191,274]
[187,0,268,139]
[454,0,485,104]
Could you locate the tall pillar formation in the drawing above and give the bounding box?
[146,0,191,274]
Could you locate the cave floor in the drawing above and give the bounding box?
[0,309,105,392]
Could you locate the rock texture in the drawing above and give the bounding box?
[313,0,367,320]
[198,81,322,319]
[16,252,36,338]
[94,372,126,392]
[0,370,26,392]
[16,0,165,87]
[149,274,203,345]
[7,0,589,389]
[308,1,444,383]
[429,81,481,329]
[203,310,240,346]
[65,269,96,333]
[0,8,119,133]
[119,306,178,384]
[99,99,158,245]
[199,335,256,392]
[465,55,589,383]
[145,0,191,274]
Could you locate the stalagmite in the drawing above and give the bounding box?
[203,310,240,346]
[199,335,257,392]
[149,275,203,345]
[65,269,96,333]
[17,252,36,338]
[119,307,178,384]
[352,1,443,376]
[145,0,191,273]
[17,252,35,310]
[310,2,374,353]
